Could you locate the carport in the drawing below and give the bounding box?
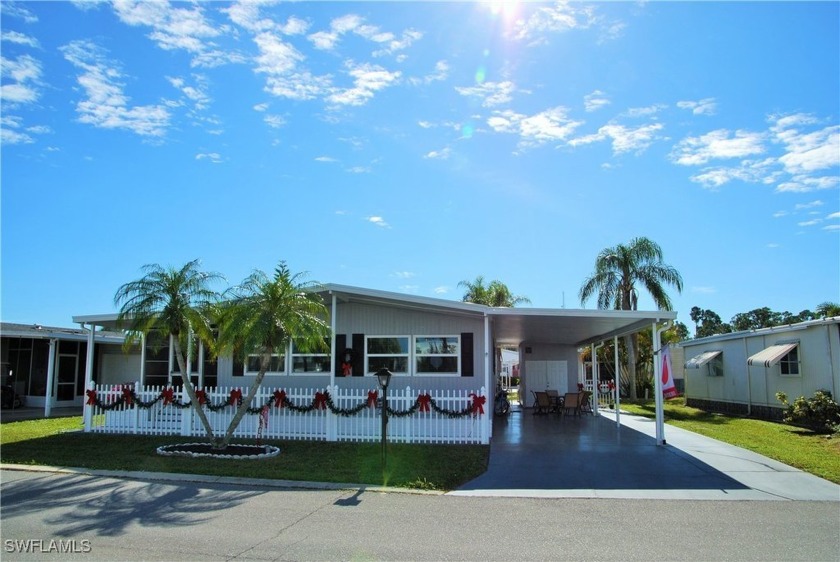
[487,307,677,445]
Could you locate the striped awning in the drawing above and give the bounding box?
[684,350,722,369]
[747,343,798,367]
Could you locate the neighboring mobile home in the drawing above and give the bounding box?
[681,317,840,419]
[73,284,676,443]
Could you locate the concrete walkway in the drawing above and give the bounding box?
[450,407,840,501]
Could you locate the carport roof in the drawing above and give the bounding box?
[74,283,676,348]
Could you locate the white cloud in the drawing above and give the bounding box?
[775,175,839,193]
[1,30,39,47]
[455,81,515,108]
[60,40,171,138]
[827,212,840,220]
[393,271,415,279]
[0,54,42,106]
[677,98,717,116]
[347,165,371,174]
[671,129,765,166]
[794,200,824,210]
[224,0,286,33]
[434,286,449,295]
[623,104,667,118]
[1,3,38,23]
[0,115,33,145]
[263,114,285,128]
[570,122,663,155]
[766,243,781,248]
[253,103,269,112]
[424,147,451,159]
[308,13,420,56]
[327,61,401,107]
[367,216,390,228]
[770,113,839,175]
[488,107,583,150]
[797,219,820,227]
[166,75,211,112]
[583,90,610,112]
[410,60,449,86]
[315,156,337,163]
[514,2,596,41]
[196,152,222,163]
[823,224,840,231]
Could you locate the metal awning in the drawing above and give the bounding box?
[684,350,722,369]
[747,343,798,367]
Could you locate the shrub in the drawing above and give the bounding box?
[776,390,840,434]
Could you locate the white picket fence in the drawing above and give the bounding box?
[84,383,489,445]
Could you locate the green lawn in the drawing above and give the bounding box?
[0,417,489,491]
[619,399,840,484]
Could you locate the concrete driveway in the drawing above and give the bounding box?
[452,407,840,501]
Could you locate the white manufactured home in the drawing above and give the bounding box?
[73,284,676,444]
[681,317,840,419]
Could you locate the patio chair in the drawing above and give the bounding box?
[561,392,581,417]
[532,391,553,415]
[580,390,593,415]
[545,389,564,411]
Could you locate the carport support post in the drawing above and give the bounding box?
[591,342,601,415]
[614,336,620,428]
[44,339,57,418]
[83,324,96,432]
[653,321,665,445]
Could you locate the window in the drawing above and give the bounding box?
[366,336,409,375]
[708,356,723,377]
[144,331,169,386]
[779,347,800,376]
[245,353,285,374]
[291,340,330,374]
[415,336,459,375]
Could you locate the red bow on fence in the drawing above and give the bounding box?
[469,393,486,416]
[229,388,243,405]
[85,389,97,406]
[417,393,431,413]
[314,392,327,410]
[122,387,133,406]
[195,390,207,405]
[367,390,378,408]
[161,387,174,406]
[273,389,286,408]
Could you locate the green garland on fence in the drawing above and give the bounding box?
[85,387,484,418]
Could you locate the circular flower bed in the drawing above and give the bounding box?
[156,443,280,460]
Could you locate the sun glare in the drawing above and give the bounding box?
[487,1,520,19]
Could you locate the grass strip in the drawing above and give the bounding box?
[0,417,489,491]
[619,399,840,484]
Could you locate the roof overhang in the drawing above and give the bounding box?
[489,307,677,348]
[74,284,677,348]
[2,322,124,344]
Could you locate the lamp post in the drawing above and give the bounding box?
[376,368,392,472]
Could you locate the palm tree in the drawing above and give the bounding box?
[459,276,530,307]
[816,301,840,318]
[578,237,683,400]
[216,262,330,448]
[114,259,224,441]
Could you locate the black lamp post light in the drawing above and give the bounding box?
[376,367,392,473]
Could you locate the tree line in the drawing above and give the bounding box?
[690,302,840,339]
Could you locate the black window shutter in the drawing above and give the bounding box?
[461,332,474,377]
[232,354,244,377]
[352,333,365,376]
[334,334,347,376]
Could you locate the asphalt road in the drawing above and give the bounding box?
[1,470,838,561]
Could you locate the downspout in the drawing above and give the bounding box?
[743,337,751,416]
[44,338,57,418]
[614,336,620,428]
[591,341,603,415]
[653,320,672,446]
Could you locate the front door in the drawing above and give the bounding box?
[56,354,79,403]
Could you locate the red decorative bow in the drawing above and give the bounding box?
[577,383,584,391]
[367,390,378,408]
[195,390,207,405]
[314,392,327,410]
[469,393,486,415]
[85,389,97,406]
[417,393,431,413]
[608,381,616,391]
[161,387,174,406]
[273,389,286,408]
[229,388,243,405]
[122,387,133,406]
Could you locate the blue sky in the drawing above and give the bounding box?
[2,1,838,331]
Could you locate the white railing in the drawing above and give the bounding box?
[85,383,488,445]
[581,381,616,409]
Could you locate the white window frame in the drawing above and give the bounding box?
[414,335,460,376]
[243,351,287,376]
[779,346,800,377]
[291,340,330,375]
[365,336,410,376]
